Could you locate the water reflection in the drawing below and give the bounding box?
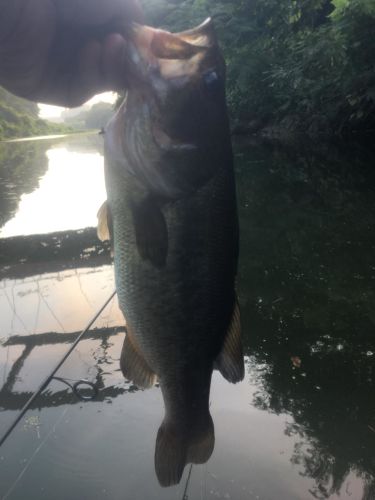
[0,141,49,229]
[1,326,130,411]
[0,134,105,238]
[0,136,375,499]
[236,139,375,499]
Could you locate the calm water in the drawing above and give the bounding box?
[0,134,374,499]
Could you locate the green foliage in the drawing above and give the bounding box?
[0,87,70,140]
[141,0,375,137]
[268,0,375,134]
[62,102,113,130]
[84,102,113,129]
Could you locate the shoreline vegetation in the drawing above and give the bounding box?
[0,87,115,141]
[0,87,72,141]
[141,0,375,141]
[0,129,98,144]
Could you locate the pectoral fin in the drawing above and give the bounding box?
[215,299,244,383]
[131,197,168,268]
[97,201,113,242]
[120,328,157,389]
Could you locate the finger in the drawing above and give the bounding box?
[55,0,143,25]
[0,0,55,98]
[38,39,103,107]
[69,39,104,105]
[33,34,131,107]
[100,33,129,90]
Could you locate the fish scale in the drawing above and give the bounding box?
[106,160,237,375]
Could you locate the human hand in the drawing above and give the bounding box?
[0,0,143,106]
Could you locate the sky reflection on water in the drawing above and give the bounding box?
[0,145,106,238]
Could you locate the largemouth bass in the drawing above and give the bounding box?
[98,18,244,487]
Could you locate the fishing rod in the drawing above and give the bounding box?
[0,290,117,449]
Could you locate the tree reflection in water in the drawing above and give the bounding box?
[0,326,135,413]
[236,139,375,499]
[0,141,49,228]
[0,133,103,233]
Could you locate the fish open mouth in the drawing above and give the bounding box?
[122,18,224,155]
[126,18,216,81]
[125,19,218,152]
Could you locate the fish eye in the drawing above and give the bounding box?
[203,70,220,89]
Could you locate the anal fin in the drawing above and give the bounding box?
[215,299,244,383]
[120,329,157,389]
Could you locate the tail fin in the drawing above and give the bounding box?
[154,415,215,487]
[186,413,215,465]
[154,423,188,487]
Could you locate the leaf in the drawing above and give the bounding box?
[291,356,302,368]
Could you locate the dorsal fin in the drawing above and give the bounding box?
[215,299,244,383]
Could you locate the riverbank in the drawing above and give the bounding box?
[0,87,73,141]
[1,129,98,144]
[231,119,375,148]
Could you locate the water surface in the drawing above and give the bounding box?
[0,134,374,499]
[0,134,105,237]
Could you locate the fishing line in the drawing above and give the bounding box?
[2,407,69,500]
[0,290,116,449]
[51,376,98,401]
[182,464,193,500]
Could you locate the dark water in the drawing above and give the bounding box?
[0,134,374,499]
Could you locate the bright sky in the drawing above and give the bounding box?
[38,91,117,119]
